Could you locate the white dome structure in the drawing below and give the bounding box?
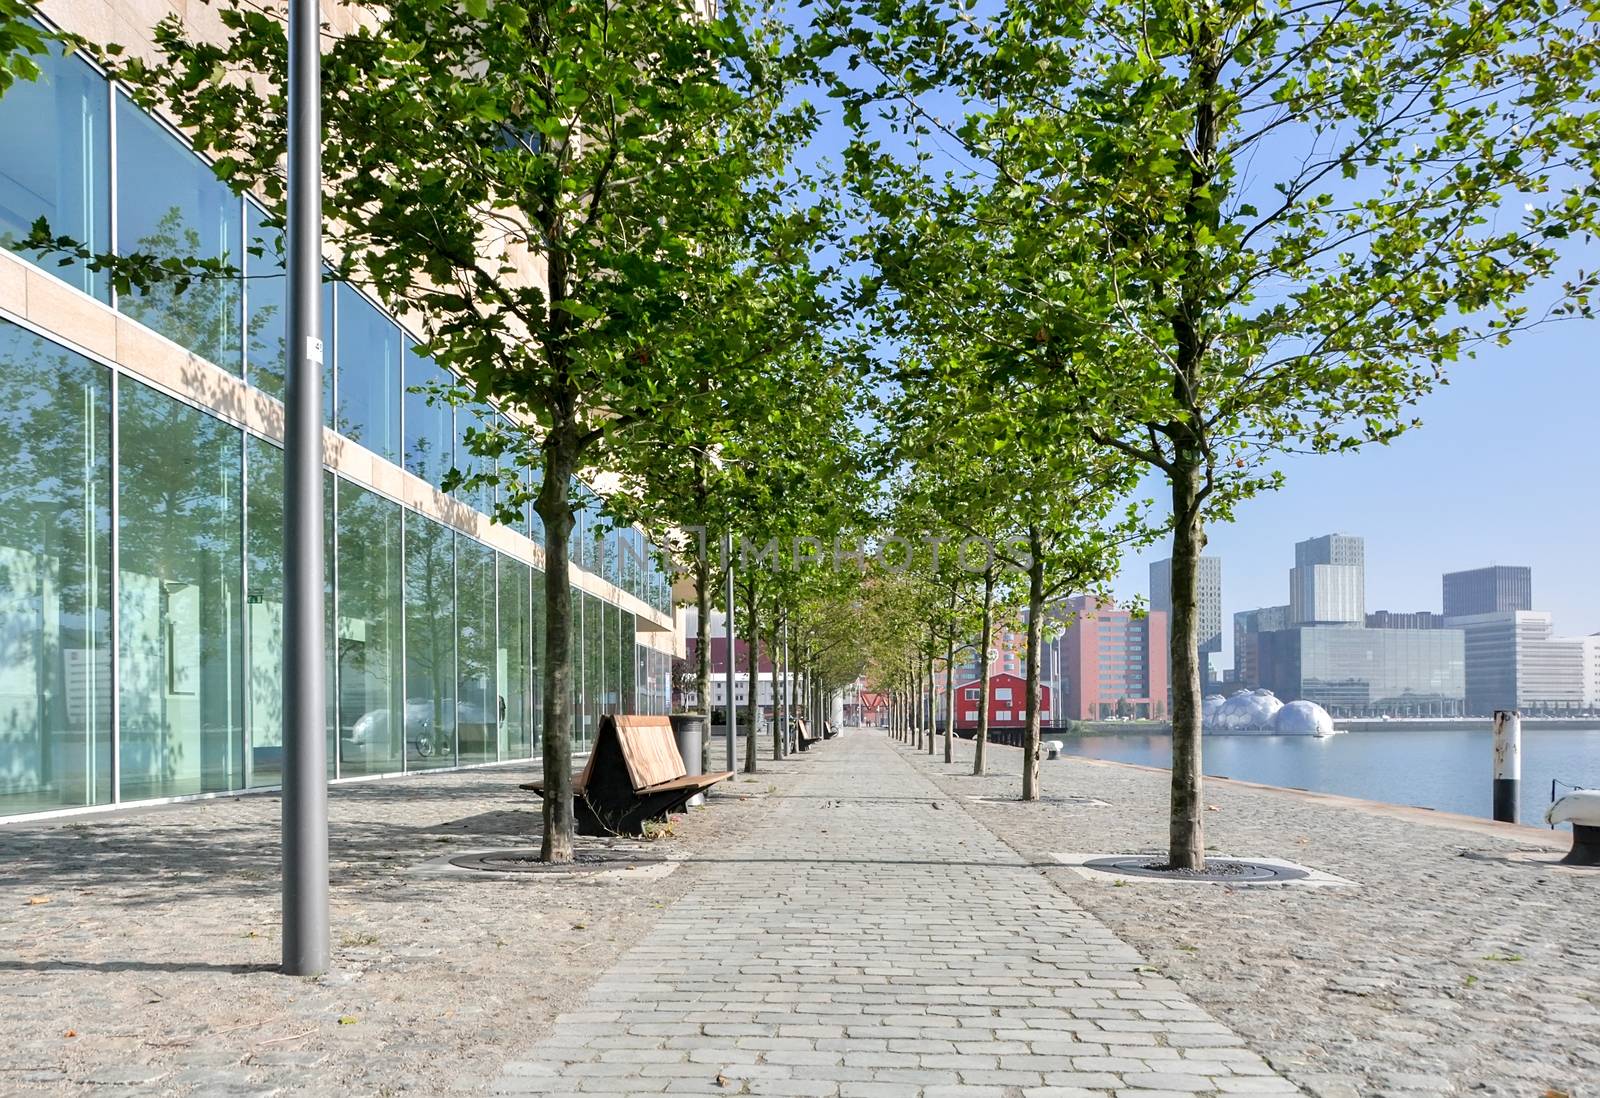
[1272,699,1336,737]
[1211,689,1283,731]
[1202,695,1227,725]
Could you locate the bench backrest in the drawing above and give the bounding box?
[795,717,812,740]
[610,714,687,789]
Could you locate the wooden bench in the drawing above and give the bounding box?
[795,717,816,751]
[822,719,839,739]
[522,714,733,836]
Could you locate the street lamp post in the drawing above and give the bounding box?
[281,0,329,977]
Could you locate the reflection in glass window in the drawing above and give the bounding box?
[115,96,241,371]
[0,38,109,300]
[404,511,455,769]
[601,601,619,715]
[584,592,603,741]
[619,613,636,715]
[454,402,494,514]
[0,320,113,813]
[568,588,583,748]
[403,339,453,489]
[244,436,335,786]
[337,480,404,776]
[456,534,497,765]
[245,204,334,414]
[498,556,532,759]
[118,379,244,800]
[335,284,401,464]
[530,565,546,755]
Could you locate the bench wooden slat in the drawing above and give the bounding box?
[639,769,735,795]
[613,715,686,789]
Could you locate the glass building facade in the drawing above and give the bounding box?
[1257,626,1466,717]
[0,31,677,819]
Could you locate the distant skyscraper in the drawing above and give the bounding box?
[1233,605,1291,688]
[1443,565,1532,618]
[1150,556,1222,680]
[1289,533,1365,625]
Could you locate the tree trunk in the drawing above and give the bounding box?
[925,633,936,756]
[973,566,994,776]
[1167,458,1207,869]
[743,572,760,774]
[535,437,578,863]
[1021,525,1045,802]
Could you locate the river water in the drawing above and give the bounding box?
[1056,726,1600,826]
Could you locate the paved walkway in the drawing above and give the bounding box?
[493,732,1297,1097]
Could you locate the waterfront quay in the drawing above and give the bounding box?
[2,730,1594,1096]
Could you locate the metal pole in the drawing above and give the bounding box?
[781,621,790,753]
[724,532,736,773]
[1492,709,1521,824]
[281,0,329,977]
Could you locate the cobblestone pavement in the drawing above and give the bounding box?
[494,729,1297,1097]
[900,734,1600,1098]
[0,749,789,1096]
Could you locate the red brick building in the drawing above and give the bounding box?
[950,672,1051,730]
[1058,595,1169,720]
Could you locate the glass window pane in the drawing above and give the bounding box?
[454,403,493,514]
[529,566,545,756]
[336,479,404,776]
[244,437,335,786]
[404,511,455,769]
[115,95,241,371]
[498,556,531,759]
[619,613,635,714]
[334,284,401,464]
[456,534,496,765]
[242,215,333,417]
[0,320,113,813]
[118,378,244,800]
[568,587,582,749]
[402,339,453,489]
[602,601,619,715]
[0,37,110,301]
[583,592,602,741]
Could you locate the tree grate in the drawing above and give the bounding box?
[448,848,667,874]
[1081,855,1309,884]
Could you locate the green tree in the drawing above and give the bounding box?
[822,0,1600,864]
[120,0,818,860]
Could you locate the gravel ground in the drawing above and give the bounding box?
[898,733,1600,1098]
[0,741,790,1096]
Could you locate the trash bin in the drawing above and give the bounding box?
[669,713,706,808]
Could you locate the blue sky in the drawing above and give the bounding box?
[788,5,1600,668]
[1110,320,1600,670]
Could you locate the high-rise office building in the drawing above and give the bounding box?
[1442,566,1532,618]
[1233,605,1291,688]
[1289,534,1365,625]
[1057,596,1169,720]
[1444,610,1585,715]
[1150,557,1222,680]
